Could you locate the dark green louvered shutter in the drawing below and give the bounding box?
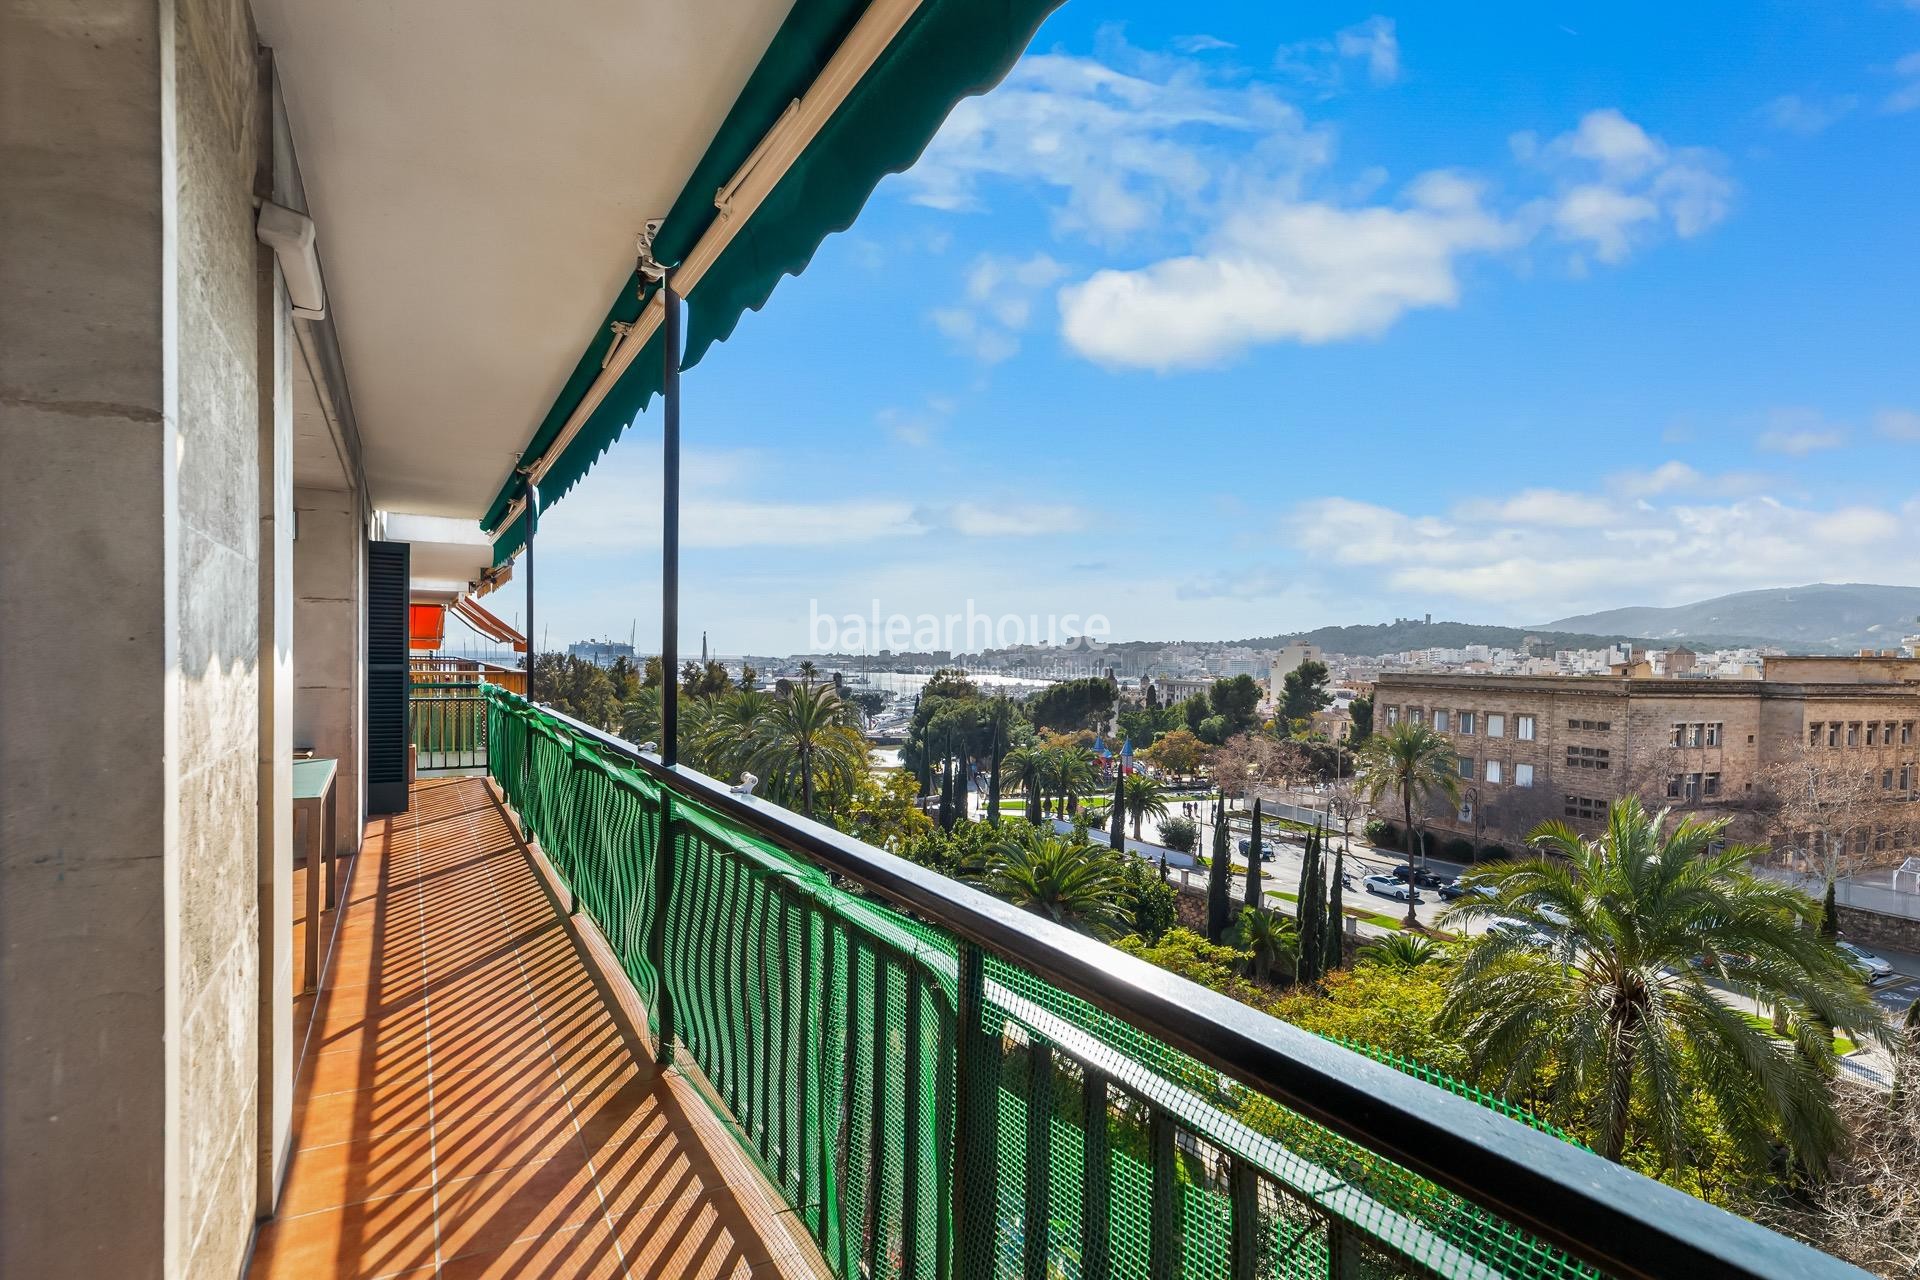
[366,540,409,814]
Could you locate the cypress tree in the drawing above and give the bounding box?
[938,740,954,831]
[1244,799,1264,915]
[1820,880,1839,938]
[1323,833,1345,973]
[1206,795,1233,943]
[1295,825,1321,985]
[1109,772,1126,851]
[987,711,1003,828]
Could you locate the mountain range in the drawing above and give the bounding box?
[1225,584,1920,658]
[1540,583,1920,653]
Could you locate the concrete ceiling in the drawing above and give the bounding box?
[254,0,796,522]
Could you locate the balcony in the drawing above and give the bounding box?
[247,685,1863,1279]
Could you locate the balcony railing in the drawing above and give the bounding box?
[411,654,528,696]
[409,658,525,772]
[481,686,1863,1280]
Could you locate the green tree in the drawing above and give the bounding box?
[1359,934,1441,970]
[1116,928,1273,1008]
[987,831,1131,937]
[841,769,933,852]
[1441,799,1885,1172]
[1196,713,1229,746]
[1244,799,1265,915]
[1295,825,1324,985]
[1040,743,1097,818]
[1230,908,1296,983]
[1181,691,1210,733]
[749,681,867,818]
[1119,857,1178,942]
[1279,659,1334,724]
[1028,675,1119,734]
[1121,772,1170,841]
[1356,721,1462,928]
[1001,745,1045,823]
[1322,840,1347,974]
[1348,695,1374,743]
[1205,795,1233,943]
[532,652,619,730]
[1209,674,1262,735]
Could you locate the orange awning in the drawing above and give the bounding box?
[451,596,527,652]
[408,603,445,651]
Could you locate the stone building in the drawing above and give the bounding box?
[1373,655,1920,854]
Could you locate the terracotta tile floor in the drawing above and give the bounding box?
[251,777,828,1279]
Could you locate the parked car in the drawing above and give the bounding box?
[1438,878,1498,902]
[1363,874,1421,903]
[1390,864,1445,889]
[1486,918,1555,948]
[1836,940,1894,983]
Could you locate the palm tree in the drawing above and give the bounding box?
[1441,798,1885,1172]
[1359,933,1441,970]
[698,687,771,780]
[1121,772,1170,841]
[987,831,1130,937]
[1230,907,1296,983]
[1000,746,1045,824]
[1356,722,1461,927]
[749,681,866,817]
[620,686,660,747]
[1042,745,1097,819]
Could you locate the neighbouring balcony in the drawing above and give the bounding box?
[253,685,1862,1280]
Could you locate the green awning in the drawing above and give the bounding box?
[484,0,1063,566]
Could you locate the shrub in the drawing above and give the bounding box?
[1160,815,1200,854]
[1478,842,1510,863]
[1364,818,1397,846]
[1441,837,1476,863]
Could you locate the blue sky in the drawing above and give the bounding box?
[527,2,1920,657]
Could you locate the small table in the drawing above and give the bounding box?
[293,758,338,994]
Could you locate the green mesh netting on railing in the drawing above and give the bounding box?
[482,688,1602,1280]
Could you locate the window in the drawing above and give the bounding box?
[1486,759,1503,784]
[1885,768,1896,791]
[1432,709,1450,733]
[1458,711,1476,735]
[1681,772,1702,803]
[1704,722,1721,747]
[1410,707,1425,726]
[1809,722,1822,748]
[1828,723,1841,748]
[1686,723,1704,748]
[1516,715,1536,741]
[1867,722,1880,747]
[1704,772,1721,798]
[1385,706,1399,727]
[1903,764,1914,792]
[1848,723,1861,747]
[1457,754,1475,779]
[1566,745,1611,770]
[1904,722,1915,746]
[1568,718,1612,732]
[1666,775,1683,799]
[1514,763,1535,788]
[1671,724,1684,748]
[1486,714,1506,739]
[1565,795,1606,821]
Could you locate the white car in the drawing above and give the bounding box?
[1836,940,1894,983]
[1363,874,1421,903]
[1486,918,1556,948]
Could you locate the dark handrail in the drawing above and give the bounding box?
[524,697,1864,1280]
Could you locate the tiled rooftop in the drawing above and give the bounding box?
[251,777,827,1279]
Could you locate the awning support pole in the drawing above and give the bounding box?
[524,477,540,703]
[661,280,682,767]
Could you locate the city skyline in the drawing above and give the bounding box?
[529,3,1920,654]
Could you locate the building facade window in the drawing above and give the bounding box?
[1848,723,1861,747]
[1514,763,1535,787]
[1703,772,1721,798]
[1457,754,1475,779]
[1867,722,1880,747]
[1566,745,1611,770]
[1904,722,1915,746]
[1704,722,1721,747]
[1516,715,1536,741]
[1568,718,1612,731]
[1432,709,1449,733]
[1486,714,1506,739]
[1828,723,1841,748]
[1385,706,1399,727]
[1565,795,1606,821]
[1458,711,1475,735]
[1809,722,1822,748]
[1486,760,1503,784]
[1410,708,1425,726]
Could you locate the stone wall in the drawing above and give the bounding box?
[294,485,366,855]
[1836,905,1920,954]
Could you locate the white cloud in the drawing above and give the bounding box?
[876,397,956,448]
[1282,484,1920,620]
[1174,33,1235,54]
[1277,15,1402,91]
[1875,408,1920,441]
[902,49,1323,245]
[1059,171,1518,369]
[1520,109,1733,264]
[1756,407,1847,456]
[1887,51,1920,114]
[1041,94,1727,368]
[942,502,1088,537]
[932,252,1066,362]
[1456,488,1618,527]
[1762,93,1858,136]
